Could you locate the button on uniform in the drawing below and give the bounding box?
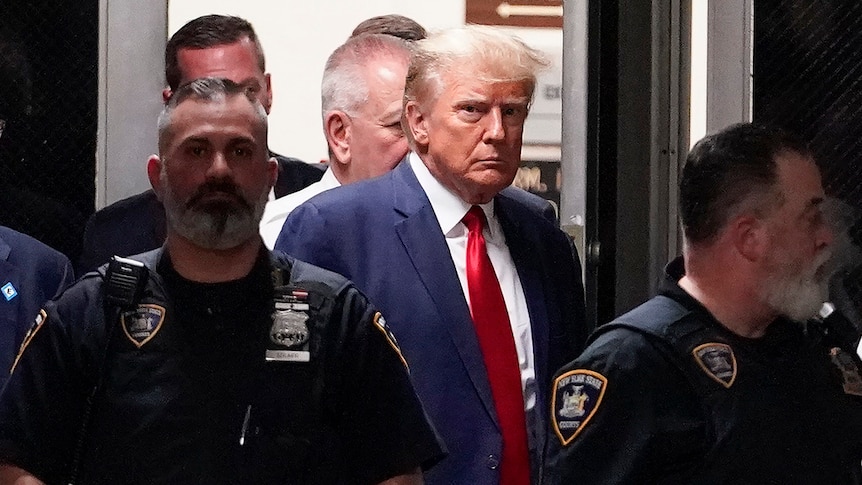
[486,454,500,470]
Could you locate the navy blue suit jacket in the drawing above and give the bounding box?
[275,160,586,484]
[0,226,74,388]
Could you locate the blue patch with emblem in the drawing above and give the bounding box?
[692,342,737,388]
[2,282,17,301]
[552,369,608,446]
[121,304,166,348]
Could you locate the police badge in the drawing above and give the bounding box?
[121,304,166,348]
[692,342,737,388]
[267,287,311,362]
[552,369,608,446]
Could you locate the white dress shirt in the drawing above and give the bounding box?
[259,168,341,249]
[409,152,537,417]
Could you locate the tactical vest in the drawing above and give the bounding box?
[73,251,349,484]
[594,295,862,484]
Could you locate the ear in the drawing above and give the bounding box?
[404,101,429,148]
[262,73,273,114]
[324,111,352,165]
[162,88,172,104]
[730,214,767,262]
[147,155,165,200]
[266,156,278,188]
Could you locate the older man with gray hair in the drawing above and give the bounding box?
[259,33,413,247]
[276,26,587,484]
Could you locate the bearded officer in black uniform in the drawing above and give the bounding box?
[543,123,862,484]
[0,78,442,485]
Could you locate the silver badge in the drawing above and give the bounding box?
[266,297,311,362]
[270,308,309,348]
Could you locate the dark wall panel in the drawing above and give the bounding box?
[0,1,98,260]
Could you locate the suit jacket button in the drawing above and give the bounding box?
[486,454,500,470]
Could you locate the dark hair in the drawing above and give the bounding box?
[165,15,265,90]
[158,77,266,152]
[350,14,427,41]
[166,77,249,107]
[680,122,813,244]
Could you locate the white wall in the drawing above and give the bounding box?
[168,0,465,164]
[99,1,567,204]
[98,1,167,206]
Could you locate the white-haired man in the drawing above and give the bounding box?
[276,26,587,484]
[259,33,413,247]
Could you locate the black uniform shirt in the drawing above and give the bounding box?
[543,258,862,484]
[0,248,443,484]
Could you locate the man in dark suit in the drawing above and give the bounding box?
[276,26,587,485]
[0,225,74,388]
[77,15,322,274]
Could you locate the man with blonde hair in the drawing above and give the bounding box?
[277,26,587,484]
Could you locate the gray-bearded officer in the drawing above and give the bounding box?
[0,78,442,485]
[543,123,862,484]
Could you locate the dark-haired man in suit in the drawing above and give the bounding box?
[77,14,323,274]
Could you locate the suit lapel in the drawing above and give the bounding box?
[0,235,10,262]
[391,161,500,426]
[496,195,552,410]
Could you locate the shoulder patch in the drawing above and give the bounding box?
[552,369,608,446]
[829,347,862,396]
[121,304,166,348]
[372,312,408,370]
[692,342,737,388]
[11,309,48,374]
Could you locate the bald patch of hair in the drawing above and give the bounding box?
[157,77,267,153]
[321,33,412,119]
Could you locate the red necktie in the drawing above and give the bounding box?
[463,205,531,484]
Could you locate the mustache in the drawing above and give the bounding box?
[185,180,250,209]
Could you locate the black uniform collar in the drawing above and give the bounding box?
[659,256,799,345]
[157,244,273,316]
[657,256,706,314]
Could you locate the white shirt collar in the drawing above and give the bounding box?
[408,152,496,238]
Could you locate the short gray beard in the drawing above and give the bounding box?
[763,250,833,322]
[161,171,268,250]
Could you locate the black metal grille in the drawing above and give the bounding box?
[754,0,862,320]
[0,2,98,262]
